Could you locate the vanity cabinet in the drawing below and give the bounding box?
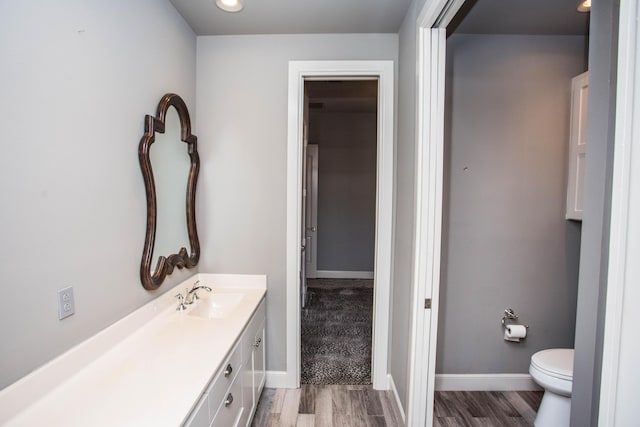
[0,275,267,427]
[183,299,265,427]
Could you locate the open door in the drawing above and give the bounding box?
[301,93,310,308]
[408,0,467,424]
[304,144,318,280]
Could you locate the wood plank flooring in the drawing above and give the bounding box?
[251,387,543,427]
[434,391,543,427]
[251,385,403,427]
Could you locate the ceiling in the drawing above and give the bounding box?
[306,81,378,113]
[171,0,590,114]
[170,0,589,36]
[453,0,589,35]
[169,0,412,35]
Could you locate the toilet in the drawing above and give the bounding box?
[529,348,574,427]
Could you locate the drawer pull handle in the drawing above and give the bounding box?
[225,393,234,407]
[224,364,233,377]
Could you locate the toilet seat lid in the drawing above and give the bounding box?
[531,349,574,381]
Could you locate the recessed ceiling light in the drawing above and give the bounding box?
[577,0,591,12]
[216,0,243,12]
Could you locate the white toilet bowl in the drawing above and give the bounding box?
[529,348,574,427]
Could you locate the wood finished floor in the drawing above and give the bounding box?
[434,391,543,426]
[251,387,543,427]
[251,385,403,427]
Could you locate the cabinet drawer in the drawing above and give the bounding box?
[210,374,243,427]
[208,341,241,414]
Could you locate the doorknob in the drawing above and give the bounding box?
[306,227,317,232]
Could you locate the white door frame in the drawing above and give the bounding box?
[406,1,466,425]
[285,60,394,389]
[599,0,639,424]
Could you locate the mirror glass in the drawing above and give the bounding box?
[149,106,190,273]
[139,93,200,290]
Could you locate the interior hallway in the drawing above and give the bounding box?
[301,279,374,385]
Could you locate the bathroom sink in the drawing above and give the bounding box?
[187,293,245,319]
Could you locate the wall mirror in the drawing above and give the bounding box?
[139,93,200,290]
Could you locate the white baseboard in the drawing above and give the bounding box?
[388,374,406,424]
[265,371,293,389]
[315,270,374,279]
[435,374,541,391]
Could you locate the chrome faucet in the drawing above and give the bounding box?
[185,280,212,305]
[175,292,188,311]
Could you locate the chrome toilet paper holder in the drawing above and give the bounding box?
[501,308,529,330]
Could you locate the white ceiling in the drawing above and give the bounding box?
[170,0,589,36]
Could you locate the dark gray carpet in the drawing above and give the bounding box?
[301,281,373,385]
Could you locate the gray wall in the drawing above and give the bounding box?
[195,34,398,372]
[309,110,377,272]
[390,0,425,408]
[438,34,586,374]
[0,1,197,389]
[571,0,619,425]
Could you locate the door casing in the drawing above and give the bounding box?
[285,61,394,390]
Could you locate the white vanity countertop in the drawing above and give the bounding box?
[0,274,266,427]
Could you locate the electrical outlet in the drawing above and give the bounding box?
[57,286,75,320]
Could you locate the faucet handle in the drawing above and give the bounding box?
[175,292,187,311]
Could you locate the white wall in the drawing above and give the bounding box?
[439,34,585,374]
[309,110,377,272]
[0,1,196,389]
[195,34,398,372]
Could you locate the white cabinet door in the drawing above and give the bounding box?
[254,325,265,395]
[241,301,266,426]
[566,71,589,220]
[239,351,253,427]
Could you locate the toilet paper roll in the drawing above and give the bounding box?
[505,324,527,339]
[504,330,520,342]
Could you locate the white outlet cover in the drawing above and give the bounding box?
[57,287,75,320]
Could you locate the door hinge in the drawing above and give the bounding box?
[424,298,432,309]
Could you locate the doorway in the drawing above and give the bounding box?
[286,61,394,390]
[300,80,378,385]
[407,0,597,425]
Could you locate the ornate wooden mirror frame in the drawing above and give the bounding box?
[138,93,200,290]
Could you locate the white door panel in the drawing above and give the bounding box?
[301,95,310,308]
[305,144,318,279]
